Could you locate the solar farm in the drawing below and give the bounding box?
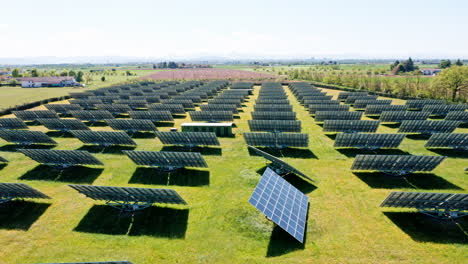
[0,81,466,264]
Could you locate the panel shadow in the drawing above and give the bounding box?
[337,148,410,158]
[161,146,222,156]
[74,205,188,238]
[353,172,463,190]
[78,145,136,154]
[0,164,7,170]
[383,212,468,244]
[127,132,156,138]
[129,167,210,186]
[428,149,468,158]
[0,144,55,152]
[45,131,76,138]
[154,122,175,127]
[248,147,316,159]
[19,165,102,184]
[0,201,50,230]
[405,134,432,140]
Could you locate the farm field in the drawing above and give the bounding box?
[0,83,466,264]
[0,70,156,111]
[142,68,281,81]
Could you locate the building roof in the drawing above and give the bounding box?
[17,77,76,84]
[182,122,233,127]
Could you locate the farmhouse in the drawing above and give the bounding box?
[420,68,442,76]
[17,77,80,88]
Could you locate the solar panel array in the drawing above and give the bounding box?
[314,111,362,122]
[189,111,233,122]
[148,103,186,114]
[248,145,312,181]
[69,99,103,109]
[0,183,50,202]
[71,130,136,146]
[38,118,90,131]
[0,118,28,130]
[353,99,392,109]
[70,110,115,122]
[248,120,301,133]
[14,110,59,121]
[244,132,308,148]
[323,120,380,133]
[422,104,467,116]
[45,104,83,114]
[95,104,132,115]
[254,104,293,112]
[444,111,468,123]
[106,119,157,132]
[249,167,309,243]
[398,120,460,134]
[308,104,349,114]
[251,111,296,120]
[155,131,220,146]
[425,133,468,150]
[364,105,408,116]
[337,91,369,101]
[405,99,446,110]
[129,111,174,122]
[124,150,208,169]
[345,95,378,104]
[0,129,57,145]
[19,149,103,167]
[200,104,239,113]
[351,155,445,175]
[379,111,430,122]
[334,133,405,149]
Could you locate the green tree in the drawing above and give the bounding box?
[402,57,416,72]
[11,68,20,77]
[31,69,39,77]
[390,60,400,70]
[69,70,76,76]
[101,76,106,82]
[392,64,405,75]
[439,59,451,69]
[455,59,463,66]
[60,71,68,76]
[75,71,84,82]
[126,70,132,76]
[432,66,468,101]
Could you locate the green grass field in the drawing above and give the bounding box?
[0,70,156,111]
[0,85,466,264]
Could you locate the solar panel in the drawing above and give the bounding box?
[105,119,157,132]
[351,155,445,176]
[114,100,148,109]
[353,100,392,109]
[345,95,378,104]
[160,99,195,108]
[189,111,233,122]
[334,133,405,149]
[249,167,309,243]
[364,105,408,116]
[314,111,362,122]
[38,118,90,131]
[301,95,333,102]
[45,104,83,114]
[69,99,103,109]
[247,145,313,181]
[207,99,242,107]
[129,111,174,122]
[248,120,301,132]
[69,185,186,212]
[380,191,468,219]
[200,104,239,113]
[0,183,50,203]
[379,111,430,123]
[155,131,220,147]
[398,120,460,134]
[71,130,136,146]
[445,111,468,123]
[308,104,349,114]
[425,133,468,150]
[70,110,115,122]
[323,120,380,133]
[148,104,186,114]
[0,118,28,130]
[338,91,369,100]
[255,99,290,105]
[253,104,293,112]
[243,133,308,148]
[422,104,467,116]
[0,129,57,145]
[302,100,340,105]
[13,110,59,121]
[406,99,446,110]
[95,104,132,115]
[124,151,208,170]
[19,149,103,167]
[251,111,296,120]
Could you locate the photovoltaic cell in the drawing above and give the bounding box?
[251,112,296,120]
[71,130,136,146]
[445,111,468,123]
[124,151,208,169]
[334,133,405,149]
[398,120,460,134]
[0,129,57,145]
[45,104,83,114]
[364,105,408,116]
[129,111,174,122]
[148,104,186,114]
[0,118,28,130]
[244,133,308,148]
[13,110,59,121]
[105,119,157,132]
[38,118,90,131]
[19,149,103,167]
[422,104,467,116]
[70,110,115,121]
[249,167,309,243]
[314,111,362,122]
[189,111,233,122]
[351,155,445,175]
[155,131,220,146]
[248,120,301,132]
[425,133,468,150]
[0,183,50,202]
[379,111,430,123]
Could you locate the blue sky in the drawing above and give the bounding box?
[1,0,467,59]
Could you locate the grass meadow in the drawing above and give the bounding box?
[0,85,466,264]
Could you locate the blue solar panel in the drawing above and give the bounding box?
[248,167,309,243]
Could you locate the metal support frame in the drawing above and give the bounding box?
[0,197,14,204]
[418,208,468,220]
[106,200,153,212]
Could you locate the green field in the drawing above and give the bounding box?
[0,85,466,264]
[0,70,156,111]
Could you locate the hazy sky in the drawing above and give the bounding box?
[1,0,467,59]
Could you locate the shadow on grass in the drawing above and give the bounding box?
[173,114,187,119]
[20,165,102,183]
[405,134,432,140]
[428,149,468,158]
[382,123,401,129]
[154,122,175,127]
[129,167,210,186]
[0,164,7,170]
[325,134,337,140]
[45,131,76,138]
[74,205,188,238]
[383,212,468,244]
[78,145,136,154]
[353,172,463,190]
[337,148,410,158]
[248,147,317,159]
[266,204,309,257]
[0,144,55,152]
[255,166,316,194]
[84,121,108,127]
[127,132,156,138]
[0,201,50,230]
[161,146,222,156]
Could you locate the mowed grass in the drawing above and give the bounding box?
[0,85,466,264]
[0,70,156,110]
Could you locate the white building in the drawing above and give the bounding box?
[17,77,80,88]
[420,68,442,76]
